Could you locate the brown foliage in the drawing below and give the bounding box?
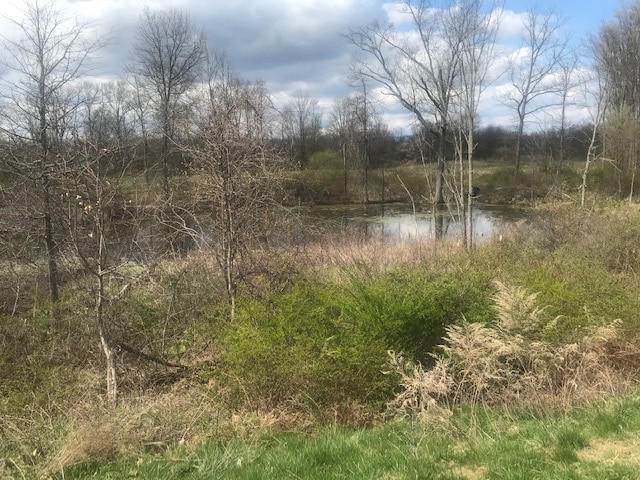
[387,281,640,417]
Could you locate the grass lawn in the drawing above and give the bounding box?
[51,391,640,479]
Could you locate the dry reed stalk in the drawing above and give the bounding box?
[386,281,640,418]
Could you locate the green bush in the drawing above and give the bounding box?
[587,162,639,198]
[222,280,393,409]
[599,211,640,275]
[476,206,640,341]
[340,267,495,362]
[220,268,494,409]
[307,150,342,171]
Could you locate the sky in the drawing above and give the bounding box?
[0,0,624,133]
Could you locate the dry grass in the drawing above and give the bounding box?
[579,435,640,466]
[38,387,215,477]
[36,381,326,478]
[454,465,489,480]
[301,233,466,282]
[387,281,640,417]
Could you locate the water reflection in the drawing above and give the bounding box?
[296,203,524,243]
[129,203,524,260]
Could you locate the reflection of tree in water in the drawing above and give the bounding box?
[125,203,522,257]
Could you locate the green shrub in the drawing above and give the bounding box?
[340,267,495,362]
[587,162,640,198]
[220,268,494,409]
[222,280,394,409]
[307,150,342,171]
[599,211,640,275]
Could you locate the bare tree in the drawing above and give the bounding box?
[501,7,568,173]
[354,79,372,203]
[62,142,159,406]
[579,70,607,208]
[201,49,272,140]
[555,51,580,168]
[183,58,285,320]
[454,0,502,249]
[329,85,379,203]
[131,6,206,194]
[280,91,322,168]
[591,1,640,118]
[74,80,136,171]
[65,145,121,405]
[346,0,478,208]
[127,73,154,176]
[590,1,640,203]
[0,0,106,303]
[329,95,360,198]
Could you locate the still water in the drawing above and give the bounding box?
[295,203,525,243]
[132,203,525,259]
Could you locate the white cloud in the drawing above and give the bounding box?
[495,8,527,42]
[0,1,606,131]
[382,2,412,26]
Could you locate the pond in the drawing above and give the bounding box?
[294,202,526,243]
[131,202,526,260]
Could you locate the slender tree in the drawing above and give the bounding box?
[329,96,359,197]
[455,0,502,249]
[579,70,607,208]
[555,51,580,168]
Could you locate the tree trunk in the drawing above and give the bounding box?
[581,123,599,208]
[97,266,117,406]
[435,123,447,206]
[342,142,348,197]
[515,114,525,174]
[42,176,59,303]
[96,161,117,406]
[100,327,118,407]
[466,130,474,250]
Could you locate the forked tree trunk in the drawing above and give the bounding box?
[95,168,117,406]
[581,122,600,208]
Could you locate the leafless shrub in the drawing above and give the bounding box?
[387,281,640,417]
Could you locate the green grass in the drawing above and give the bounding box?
[45,391,640,479]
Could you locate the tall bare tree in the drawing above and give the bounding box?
[127,73,154,176]
[131,6,206,194]
[579,69,607,208]
[354,79,372,203]
[280,91,323,168]
[454,0,502,249]
[185,60,285,320]
[330,95,360,198]
[501,7,568,173]
[345,0,476,207]
[0,0,105,303]
[555,51,580,168]
[592,1,640,119]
